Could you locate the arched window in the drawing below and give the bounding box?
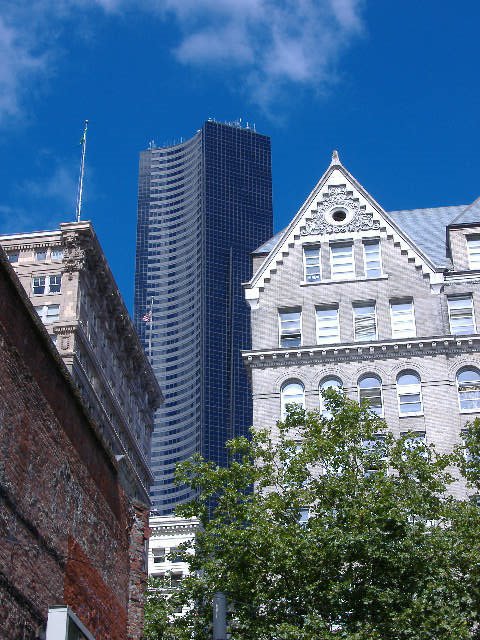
[281,380,305,419]
[358,375,383,416]
[319,377,343,417]
[457,368,480,412]
[397,371,423,415]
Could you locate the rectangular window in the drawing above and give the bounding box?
[316,305,340,344]
[32,274,61,295]
[279,310,302,348]
[467,236,480,270]
[448,295,475,335]
[35,250,47,262]
[354,303,377,341]
[152,548,165,564]
[330,243,354,280]
[7,252,19,263]
[390,299,416,338]
[48,274,62,293]
[303,246,321,283]
[35,304,60,324]
[32,276,46,295]
[51,248,64,261]
[363,240,382,278]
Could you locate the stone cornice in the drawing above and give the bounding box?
[243,335,480,368]
[149,523,200,537]
[59,222,162,409]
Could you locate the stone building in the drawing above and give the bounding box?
[243,151,480,497]
[148,515,200,586]
[0,221,162,506]
[0,248,151,639]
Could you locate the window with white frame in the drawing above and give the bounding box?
[457,368,480,412]
[303,245,321,283]
[401,431,427,460]
[447,295,476,335]
[32,274,62,295]
[319,377,342,417]
[316,305,340,344]
[397,371,423,415]
[358,375,383,416]
[362,434,387,474]
[7,252,19,263]
[34,304,60,324]
[390,299,416,338]
[279,310,302,348]
[363,240,382,278]
[32,276,46,295]
[353,302,377,342]
[467,236,480,270]
[281,380,305,419]
[152,548,165,563]
[35,249,47,262]
[330,242,354,279]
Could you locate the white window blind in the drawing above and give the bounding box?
[316,306,340,344]
[330,243,354,279]
[279,310,302,348]
[303,246,321,283]
[448,296,475,335]
[363,240,381,278]
[467,237,480,270]
[390,300,416,338]
[457,368,480,412]
[354,303,377,341]
[397,371,423,415]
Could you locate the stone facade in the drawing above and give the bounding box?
[0,251,147,639]
[0,221,162,505]
[148,515,200,584]
[243,152,480,499]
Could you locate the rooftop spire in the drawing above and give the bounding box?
[75,119,88,223]
[331,149,340,165]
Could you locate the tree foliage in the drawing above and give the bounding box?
[144,392,480,639]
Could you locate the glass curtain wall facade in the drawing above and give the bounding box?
[135,121,273,513]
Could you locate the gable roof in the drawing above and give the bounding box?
[388,205,466,269]
[448,197,480,227]
[247,153,453,301]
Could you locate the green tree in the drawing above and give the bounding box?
[144,392,480,639]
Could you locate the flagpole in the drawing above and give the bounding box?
[76,119,89,223]
[148,297,153,362]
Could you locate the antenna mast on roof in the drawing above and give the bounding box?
[75,119,89,223]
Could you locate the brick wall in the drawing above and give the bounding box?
[0,255,147,639]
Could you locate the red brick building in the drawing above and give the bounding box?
[0,249,150,638]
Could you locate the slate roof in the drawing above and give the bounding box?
[388,205,466,268]
[253,203,480,270]
[449,197,480,227]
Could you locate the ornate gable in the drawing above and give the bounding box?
[244,151,444,308]
[301,184,380,236]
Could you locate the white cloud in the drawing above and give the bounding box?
[0,15,47,124]
[0,0,365,122]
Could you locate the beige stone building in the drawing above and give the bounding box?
[0,220,162,504]
[243,152,480,497]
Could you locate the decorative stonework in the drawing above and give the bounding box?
[300,184,380,236]
[63,231,87,279]
[243,336,480,369]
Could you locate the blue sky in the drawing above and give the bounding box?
[1,1,479,312]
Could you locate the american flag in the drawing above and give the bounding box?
[142,310,152,323]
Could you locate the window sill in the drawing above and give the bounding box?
[301,275,388,286]
[459,409,480,415]
[399,413,424,418]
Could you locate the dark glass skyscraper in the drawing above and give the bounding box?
[135,120,273,513]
